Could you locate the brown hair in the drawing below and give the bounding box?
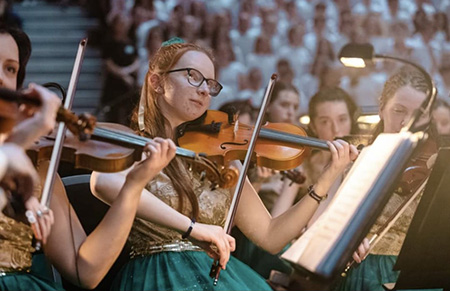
[308,86,359,135]
[131,42,215,219]
[265,81,299,123]
[0,25,31,88]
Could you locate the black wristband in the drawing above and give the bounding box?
[182,218,196,239]
[307,185,328,204]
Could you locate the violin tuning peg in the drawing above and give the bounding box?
[210,183,218,191]
[79,132,88,142]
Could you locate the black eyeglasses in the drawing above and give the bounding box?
[166,68,223,97]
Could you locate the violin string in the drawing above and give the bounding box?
[260,128,330,150]
[191,125,328,150]
[93,127,197,158]
[93,127,146,146]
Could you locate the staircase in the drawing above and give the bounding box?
[13,1,103,114]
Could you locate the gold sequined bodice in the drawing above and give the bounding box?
[369,192,421,255]
[128,167,232,257]
[0,214,34,272]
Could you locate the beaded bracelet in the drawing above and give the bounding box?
[307,185,328,204]
[182,218,196,239]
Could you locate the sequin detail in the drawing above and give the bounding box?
[128,168,231,256]
[0,214,34,272]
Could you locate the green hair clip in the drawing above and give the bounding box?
[161,37,185,47]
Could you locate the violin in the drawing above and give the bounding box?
[396,132,437,196]
[28,122,238,189]
[178,110,332,171]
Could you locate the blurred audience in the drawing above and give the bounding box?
[46,0,450,126]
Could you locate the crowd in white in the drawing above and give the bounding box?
[103,0,450,117]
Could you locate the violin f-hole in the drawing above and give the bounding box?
[220,140,248,149]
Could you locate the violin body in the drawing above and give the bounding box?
[27,122,238,188]
[178,110,311,171]
[397,132,438,196]
[27,123,141,173]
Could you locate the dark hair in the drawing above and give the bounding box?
[0,25,31,88]
[264,81,300,123]
[271,81,299,104]
[219,99,255,118]
[308,87,359,134]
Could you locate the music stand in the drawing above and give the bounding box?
[393,147,450,290]
[281,132,420,290]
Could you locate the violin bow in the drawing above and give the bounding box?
[39,39,87,213]
[342,175,429,276]
[210,74,278,285]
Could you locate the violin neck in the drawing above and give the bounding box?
[260,128,330,151]
[91,127,196,158]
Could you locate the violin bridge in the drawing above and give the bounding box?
[233,120,239,138]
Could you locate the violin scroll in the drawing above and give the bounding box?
[217,165,239,189]
[56,108,96,141]
[188,153,238,189]
[280,169,306,186]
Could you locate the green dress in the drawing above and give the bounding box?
[232,227,292,279]
[335,192,441,291]
[111,168,272,291]
[0,214,62,291]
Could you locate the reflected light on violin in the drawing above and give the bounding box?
[357,114,380,124]
[299,115,310,125]
[299,114,381,126]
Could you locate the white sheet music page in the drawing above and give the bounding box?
[281,132,418,272]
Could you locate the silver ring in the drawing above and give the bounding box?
[25,210,37,224]
[41,207,49,214]
[36,210,43,218]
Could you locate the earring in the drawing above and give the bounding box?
[156,87,163,93]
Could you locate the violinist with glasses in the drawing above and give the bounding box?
[91,38,358,291]
[0,25,177,290]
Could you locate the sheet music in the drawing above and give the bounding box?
[281,132,418,275]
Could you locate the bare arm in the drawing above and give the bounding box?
[45,138,176,289]
[270,179,301,218]
[44,172,143,289]
[235,140,358,254]
[91,168,236,269]
[91,169,194,236]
